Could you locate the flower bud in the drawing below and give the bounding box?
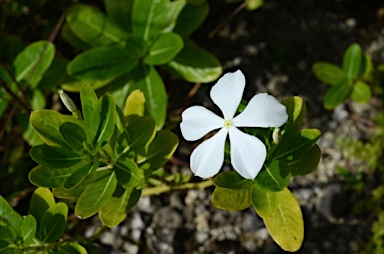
[272,127,282,145]
[58,89,77,112]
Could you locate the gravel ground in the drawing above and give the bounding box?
[94,0,384,253]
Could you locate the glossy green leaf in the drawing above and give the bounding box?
[99,186,141,227]
[114,159,140,189]
[30,110,84,149]
[80,83,99,143]
[53,186,85,199]
[67,46,138,81]
[280,96,307,138]
[58,243,88,254]
[39,202,68,243]
[59,122,87,153]
[162,0,186,32]
[30,144,82,168]
[323,82,352,110]
[138,130,179,171]
[105,0,134,31]
[94,95,116,148]
[131,65,167,128]
[342,43,362,80]
[289,144,321,176]
[0,196,23,237]
[264,188,304,252]
[29,165,78,188]
[75,171,117,219]
[251,183,278,218]
[212,187,251,211]
[66,4,128,47]
[21,215,36,247]
[351,80,371,103]
[28,188,55,229]
[166,40,222,83]
[61,23,91,50]
[131,0,169,41]
[214,171,253,190]
[38,56,70,89]
[144,32,183,65]
[13,40,55,88]
[312,62,346,86]
[255,160,291,192]
[63,161,98,189]
[124,90,146,117]
[174,2,209,36]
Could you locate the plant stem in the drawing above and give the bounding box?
[141,179,214,196]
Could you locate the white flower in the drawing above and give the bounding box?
[180,70,288,179]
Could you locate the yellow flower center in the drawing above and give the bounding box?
[224,120,233,128]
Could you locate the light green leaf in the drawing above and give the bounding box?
[214,171,253,190]
[21,215,37,247]
[264,188,304,252]
[114,159,140,189]
[174,2,209,37]
[166,40,222,83]
[351,80,371,103]
[124,90,146,117]
[246,0,264,10]
[342,43,362,80]
[28,188,55,230]
[312,62,346,86]
[63,161,98,190]
[289,144,321,176]
[13,40,55,88]
[58,242,88,254]
[67,46,138,81]
[66,4,128,47]
[29,165,78,188]
[280,96,307,138]
[75,171,117,219]
[255,160,291,192]
[250,183,278,218]
[30,144,82,168]
[163,0,186,33]
[53,186,85,200]
[0,196,23,237]
[323,82,352,110]
[144,32,183,65]
[99,185,141,227]
[212,187,251,211]
[138,130,179,171]
[59,122,87,153]
[39,202,68,243]
[105,0,134,31]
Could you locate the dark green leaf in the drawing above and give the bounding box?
[58,242,88,254]
[30,144,82,168]
[29,165,78,188]
[214,171,253,190]
[312,62,346,86]
[39,202,68,243]
[144,32,183,65]
[38,56,70,89]
[53,186,85,199]
[323,82,352,110]
[125,35,147,58]
[61,23,91,50]
[21,215,36,247]
[289,144,321,176]
[250,183,278,218]
[114,159,140,189]
[63,161,98,189]
[174,2,209,36]
[212,187,251,211]
[28,188,55,230]
[80,83,99,144]
[342,43,362,80]
[59,122,87,153]
[359,54,373,79]
[94,95,115,148]
[105,0,134,31]
[0,196,23,237]
[255,160,291,192]
[351,80,371,103]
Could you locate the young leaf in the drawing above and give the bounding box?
[28,188,55,230]
[39,202,68,243]
[0,196,23,237]
[214,171,253,190]
[66,4,128,47]
[29,165,78,188]
[264,188,304,252]
[174,2,209,37]
[165,39,222,83]
[280,96,307,138]
[250,183,278,218]
[312,62,346,86]
[137,130,179,171]
[99,185,141,228]
[105,0,134,31]
[58,242,88,254]
[30,144,82,168]
[342,43,362,80]
[144,32,184,65]
[323,82,352,110]
[67,46,138,81]
[255,160,291,192]
[59,122,87,153]
[13,40,55,88]
[212,187,251,211]
[21,215,37,247]
[124,90,146,117]
[289,144,321,176]
[63,161,98,189]
[351,80,371,103]
[114,159,140,189]
[75,171,117,219]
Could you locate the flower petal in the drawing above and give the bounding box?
[180,106,224,141]
[233,93,288,128]
[190,128,228,178]
[229,127,266,179]
[210,70,246,119]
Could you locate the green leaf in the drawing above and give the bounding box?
[342,43,362,80]
[21,215,37,247]
[30,144,82,168]
[214,171,253,190]
[61,23,91,50]
[359,54,373,79]
[0,226,15,243]
[114,159,140,189]
[29,165,78,188]
[99,185,141,227]
[63,161,98,189]
[75,171,117,219]
[323,82,352,110]
[105,0,134,31]
[13,40,55,88]
[264,188,304,252]
[0,196,23,237]
[58,243,88,254]
[28,188,55,230]
[94,95,115,148]
[59,122,87,153]
[125,35,147,58]
[312,62,346,86]
[38,56,70,89]
[144,32,183,65]
[174,2,209,37]
[131,65,167,128]
[163,0,186,32]
[250,183,278,218]
[67,46,138,81]
[61,77,113,92]
[39,202,68,243]
[351,80,371,103]
[138,130,179,171]
[52,186,85,200]
[66,4,128,47]
[255,160,291,192]
[124,90,146,117]
[280,96,307,138]
[131,0,169,41]
[30,110,84,149]
[289,144,321,176]
[212,187,251,211]
[166,40,222,83]
[246,0,264,10]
